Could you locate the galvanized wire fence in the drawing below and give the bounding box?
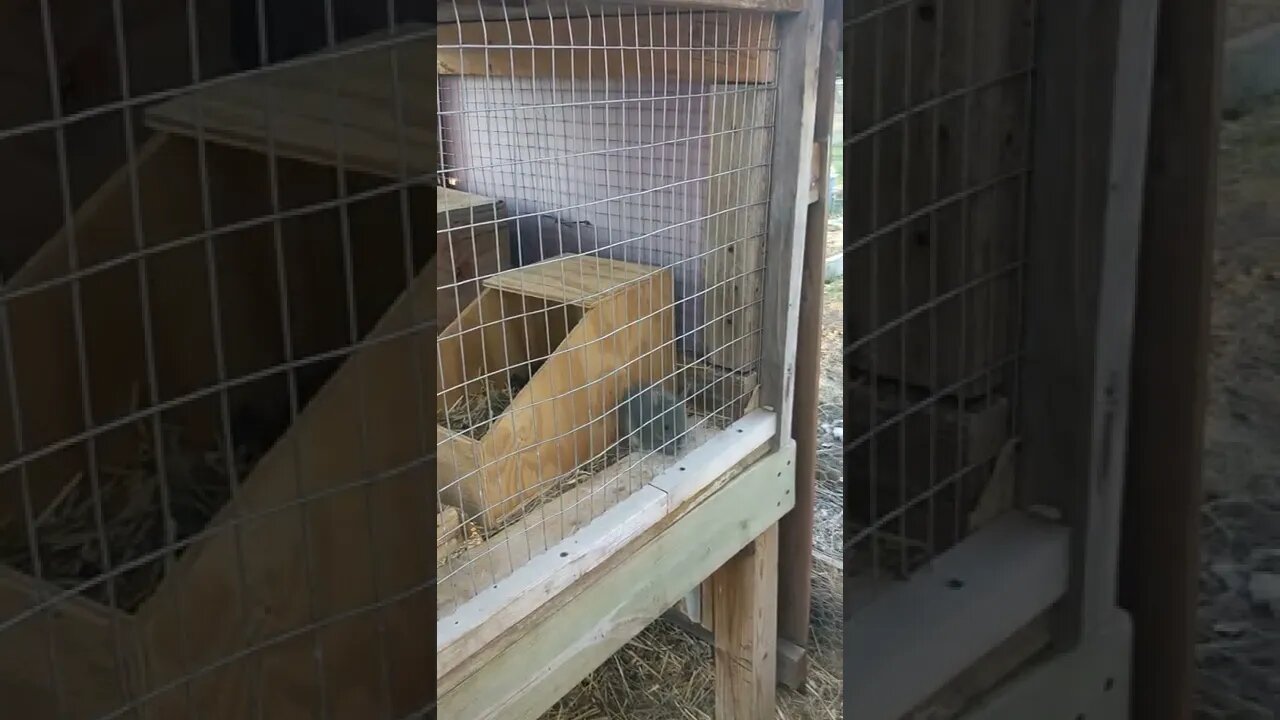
[842,0,1035,589]
[0,3,440,718]
[435,1,781,613]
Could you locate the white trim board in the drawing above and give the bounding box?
[844,511,1071,720]
[962,609,1133,720]
[437,409,777,681]
[439,444,797,720]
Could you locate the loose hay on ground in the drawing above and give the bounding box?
[541,556,845,720]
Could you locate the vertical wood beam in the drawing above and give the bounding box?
[1120,0,1225,718]
[775,0,840,685]
[1019,0,1160,642]
[713,524,779,720]
[760,0,823,445]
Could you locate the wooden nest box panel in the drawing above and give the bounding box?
[0,132,435,719]
[434,187,510,331]
[0,31,441,719]
[437,254,676,529]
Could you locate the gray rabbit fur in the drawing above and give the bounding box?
[617,382,688,456]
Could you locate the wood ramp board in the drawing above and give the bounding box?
[131,255,436,719]
[470,270,675,526]
[0,567,145,719]
[144,28,431,179]
[437,254,677,528]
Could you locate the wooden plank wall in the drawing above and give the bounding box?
[0,568,146,719]
[701,84,773,373]
[844,0,1032,398]
[840,0,1032,600]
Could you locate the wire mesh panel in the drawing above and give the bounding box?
[843,0,1035,595]
[0,3,437,718]
[434,1,782,614]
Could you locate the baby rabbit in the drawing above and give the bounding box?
[618,382,689,456]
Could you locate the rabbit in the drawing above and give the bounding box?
[617,382,689,456]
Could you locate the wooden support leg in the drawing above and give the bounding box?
[713,524,779,720]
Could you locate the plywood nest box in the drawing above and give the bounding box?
[0,32,440,719]
[434,186,510,331]
[437,254,676,529]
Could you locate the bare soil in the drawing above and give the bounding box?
[1228,0,1280,39]
[1195,91,1280,719]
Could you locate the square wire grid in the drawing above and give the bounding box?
[0,4,434,718]
[842,0,1036,589]
[435,0,782,613]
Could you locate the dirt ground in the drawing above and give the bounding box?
[1195,92,1280,718]
[1228,0,1280,38]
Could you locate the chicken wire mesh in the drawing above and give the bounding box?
[0,2,438,718]
[842,0,1035,592]
[434,1,782,613]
